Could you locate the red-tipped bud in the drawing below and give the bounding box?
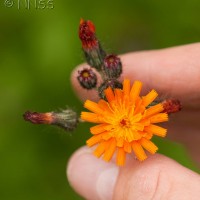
[23,111,53,124]
[79,19,106,71]
[98,79,122,99]
[79,19,97,49]
[23,109,79,131]
[103,54,122,78]
[162,99,182,114]
[77,68,97,89]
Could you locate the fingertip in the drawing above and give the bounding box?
[67,146,119,200]
[67,146,97,199]
[67,146,92,179]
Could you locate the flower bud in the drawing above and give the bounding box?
[79,19,106,71]
[162,99,182,114]
[98,79,122,99]
[51,109,78,131]
[79,18,96,49]
[103,54,122,78]
[77,68,97,89]
[23,109,79,131]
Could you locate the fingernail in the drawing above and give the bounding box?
[96,166,119,200]
[67,146,119,200]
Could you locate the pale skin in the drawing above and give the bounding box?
[67,43,200,200]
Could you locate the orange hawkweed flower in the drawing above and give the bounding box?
[81,79,168,166]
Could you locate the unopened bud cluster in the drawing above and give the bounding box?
[78,19,122,99]
[77,19,182,114]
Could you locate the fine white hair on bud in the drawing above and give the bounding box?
[51,109,79,131]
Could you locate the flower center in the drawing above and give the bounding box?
[82,71,90,78]
[120,118,130,128]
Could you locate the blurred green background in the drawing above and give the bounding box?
[1,0,200,199]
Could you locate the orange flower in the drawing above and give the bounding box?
[81,79,168,166]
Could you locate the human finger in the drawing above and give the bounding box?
[67,146,200,200]
[71,43,200,107]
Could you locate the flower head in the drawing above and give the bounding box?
[77,68,97,89]
[81,79,168,166]
[103,54,122,78]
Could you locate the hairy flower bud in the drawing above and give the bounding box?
[98,79,122,99]
[79,19,106,71]
[23,109,79,131]
[162,99,182,114]
[77,68,97,89]
[103,54,122,78]
[79,19,97,49]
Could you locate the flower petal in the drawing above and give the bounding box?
[123,79,131,96]
[86,134,103,147]
[84,100,104,114]
[90,124,107,134]
[81,112,103,123]
[105,87,115,103]
[140,138,158,154]
[103,138,116,161]
[144,125,167,137]
[117,147,126,166]
[130,81,142,103]
[94,141,107,157]
[132,141,147,161]
[149,113,168,123]
[124,141,132,153]
[145,103,164,118]
[142,90,158,107]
